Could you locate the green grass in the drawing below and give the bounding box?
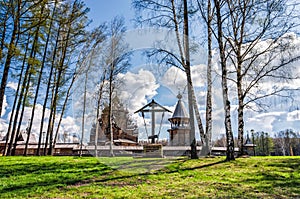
[0,156,299,198]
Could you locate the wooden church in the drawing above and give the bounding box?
[89,97,139,146]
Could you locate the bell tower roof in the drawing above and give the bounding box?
[171,93,189,119]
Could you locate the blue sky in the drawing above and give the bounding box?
[85,0,134,29]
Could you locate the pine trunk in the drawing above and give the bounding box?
[47,70,61,153]
[0,6,9,61]
[37,25,60,156]
[3,34,30,156]
[8,35,34,156]
[31,0,57,156]
[13,66,33,155]
[24,4,45,156]
[53,73,76,148]
[0,0,21,117]
[48,1,76,155]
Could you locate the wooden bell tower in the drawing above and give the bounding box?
[168,94,191,146]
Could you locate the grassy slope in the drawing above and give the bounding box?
[0,156,299,198]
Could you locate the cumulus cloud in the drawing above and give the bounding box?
[247,111,285,132]
[2,104,80,143]
[116,69,160,127]
[7,82,18,91]
[160,66,186,93]
[287,110,300,121]
[1,95,7,117]
[117,69,160,112]
[161,64,207,94]
[0,118,8,138]
[243,108,300,136]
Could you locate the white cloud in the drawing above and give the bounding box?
[1,104,81,143]
[7,82,18,91]
[1,95,7,117]
[160,66,186,93]
[60,116,80,133]
[115,69,160,127]
[247,112,284,133]
[191,64,207,87]
[287,110,300,121]
[0,118,8,137]
[243,109,300,136]
[160,64,207,94]
[117,69,160,113]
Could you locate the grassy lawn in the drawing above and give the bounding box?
[0,156,299,198]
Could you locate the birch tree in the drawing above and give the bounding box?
[214,0,235,161]
[197,0,214,155]
[104,17,131,157]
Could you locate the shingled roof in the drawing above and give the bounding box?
[171,94,189,119]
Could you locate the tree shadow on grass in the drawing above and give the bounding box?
[0,157,113,197]
[0,159,107,177]
[0,157,226,197]
[239,158,300,197]
[84,158,226,186]
[102,157,185,172]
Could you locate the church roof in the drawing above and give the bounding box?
[171,94,189,119]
